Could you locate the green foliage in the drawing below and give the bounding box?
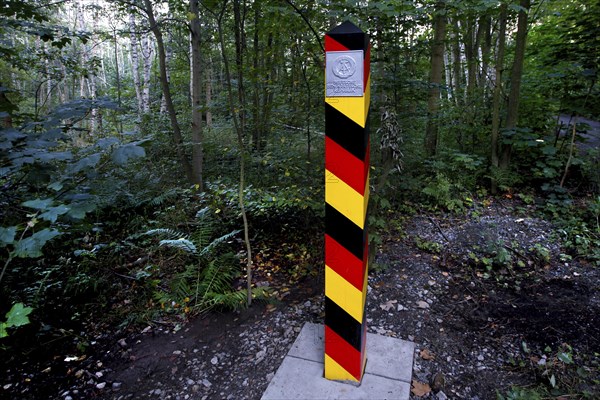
[12,228,61,258]
[368,193,393,253]
[417,150,486,211]
[0,98,151,303]
[422,173,465,211]
[557,218,600,266]
[414,237,443,254]
[527,0,599,117]
[497,387,543,400]
[501,342,598,399]
[0,302,33,338]
[205,181,322,225]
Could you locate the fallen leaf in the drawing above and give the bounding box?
[380,299,397,311]
[411,380,431,397]
[529,355,539,363]
[416,301,430,309]
[265,304,277,312]
[420,348,435,360]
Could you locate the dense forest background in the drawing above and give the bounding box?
[1,0,599,396]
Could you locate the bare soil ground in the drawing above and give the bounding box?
[2,200,599,400]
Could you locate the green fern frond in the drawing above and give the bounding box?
[159,239,197,254]
[143,228,188,241]
[191,207,214,248]
[199,229,241,257]
[197,257,235,299]
[147,189,179,207]
[199,287,272,313]
[192,223,214,250]
[195,207,211,219]
[209,290,248,310]
[169,274,191,301]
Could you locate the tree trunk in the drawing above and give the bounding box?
[500,0,530,170]
[205,61,213,128]
[141,33,153,114]
[444,45,452,101]
[424,1,447,157]
[451,19,462,104]
[490,3,507,194]
[143,0,193,182]
[44,44,52,110]
[233,0,246,135]
[128,11,143,116]
[479,15,492,92]
[0,84,15,128]
[160,30,172,114]
[252,0,260,150]
[190,0,204,188]
[464,17,477,99]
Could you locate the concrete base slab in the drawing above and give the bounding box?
[261,323,414,400]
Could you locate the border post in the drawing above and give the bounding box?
[324,21,370,383]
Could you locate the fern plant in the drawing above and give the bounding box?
[140,208,269,315]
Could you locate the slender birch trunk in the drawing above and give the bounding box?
[141,33,153,114]
[160,31,172,114]
[129,11,143,116]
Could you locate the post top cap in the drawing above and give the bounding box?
[328,20,363,35]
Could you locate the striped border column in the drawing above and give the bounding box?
[324,21,370,383]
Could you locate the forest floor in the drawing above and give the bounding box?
[3,198,600,400]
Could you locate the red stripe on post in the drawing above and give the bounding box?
[326,136,367,196]
[325,325,362,380]
[325,234,364,291]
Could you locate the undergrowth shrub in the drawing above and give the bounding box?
[554,200,600,266]
[419,150,485,211]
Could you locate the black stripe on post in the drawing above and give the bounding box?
[325,297,363,351]
[325,204,365,260]
[327,21,369,51]
[325,103,368,161]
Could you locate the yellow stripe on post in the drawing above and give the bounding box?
[324,76,371,128]
[325,170,365,229]
[325,265,364,323]
[325,96,367,128]
[324,354,356,381]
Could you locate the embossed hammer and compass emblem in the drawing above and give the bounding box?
[325,50,364,97]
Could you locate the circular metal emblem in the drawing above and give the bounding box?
[332,56,356,79]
